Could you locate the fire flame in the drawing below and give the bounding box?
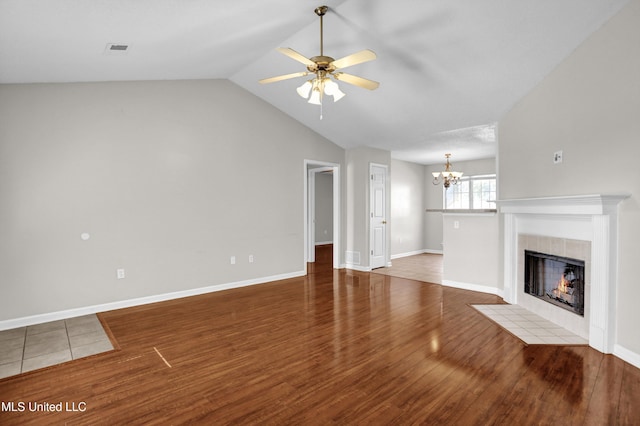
[557,275,570,294]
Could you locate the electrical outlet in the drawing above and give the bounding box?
[249,255,254,263]
[454,220,460,229]
[554,150,563,164]
[230,256,236,265]
[116,269,125,279]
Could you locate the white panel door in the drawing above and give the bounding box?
[370,164,387,269]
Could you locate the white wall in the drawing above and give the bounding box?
[390,159,425,257]
[499,0,640,358]
[0,80,345,323]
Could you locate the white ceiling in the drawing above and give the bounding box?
[0,0,629,164]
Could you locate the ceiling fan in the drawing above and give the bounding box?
[259,5,379,110]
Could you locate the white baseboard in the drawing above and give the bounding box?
[315,241,333,246]
[391,250,425,260]
[345,263,371,272]
[423,249,443,255]
[442,279,504,298]
[0,270,306,331]
[390,249,443,259]
[614,344,640,370]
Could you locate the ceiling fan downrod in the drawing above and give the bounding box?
[315,6,328,57]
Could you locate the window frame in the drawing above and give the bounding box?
[442,173,497,210]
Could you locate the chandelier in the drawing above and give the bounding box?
[432,154,463,188]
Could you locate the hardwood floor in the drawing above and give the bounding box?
[1,245,639,425]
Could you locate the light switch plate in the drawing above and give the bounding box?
[554,151,563,164]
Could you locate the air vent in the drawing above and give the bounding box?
[345,251,360,265]
[104,43,131,55]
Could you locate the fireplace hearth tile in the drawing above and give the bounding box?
[471,304,588,346]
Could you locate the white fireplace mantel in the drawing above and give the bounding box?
[499,194,630,216]
[499,194,629,354]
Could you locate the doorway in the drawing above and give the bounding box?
[369,163,388,269]
[305,160,340,270]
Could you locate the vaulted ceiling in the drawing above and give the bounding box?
[0,0,629,164]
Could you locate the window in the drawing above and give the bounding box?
[443,174,496,210]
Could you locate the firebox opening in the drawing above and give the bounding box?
[524,250,585,317]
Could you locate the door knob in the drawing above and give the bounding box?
[382,220,387,224]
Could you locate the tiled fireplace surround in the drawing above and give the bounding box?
[517,235,591,340]
[501,194,629,354]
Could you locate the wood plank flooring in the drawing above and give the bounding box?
[1,245,639,425]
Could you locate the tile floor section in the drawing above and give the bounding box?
[472,304,589,345]
[0,314,114,380]
[371,253,443,284]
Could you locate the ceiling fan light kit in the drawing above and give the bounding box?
[298,76,345,104]
[259,5,379,117]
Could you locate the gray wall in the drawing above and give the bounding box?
[499,0,640,355]
[0,80,345,322]
[345,147,391,269]
[314,172,333,244]
[390,159,425,257]
[442,213,500,291]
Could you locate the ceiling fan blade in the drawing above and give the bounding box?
[334,73,380,90]
[276,47,315,66]
[331,49,377,70]
[259,71,309,84]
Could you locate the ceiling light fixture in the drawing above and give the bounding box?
[296,76,345,118]
[297,73,346,106]
[432,154,463,188]
[259,5,379,119]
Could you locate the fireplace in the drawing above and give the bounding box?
[524,250,585,316]
[500,194,629,353]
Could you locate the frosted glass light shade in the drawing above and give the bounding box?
[323,79,345,102]
[308,89,322,105]
[297,81,312,98]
